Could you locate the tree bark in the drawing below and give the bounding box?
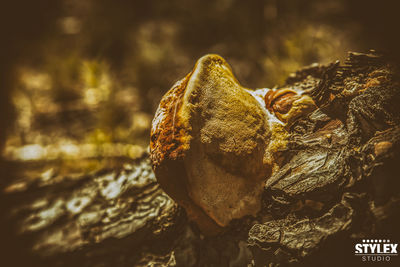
[1,51,399,267]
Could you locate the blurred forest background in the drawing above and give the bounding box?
[1,1,400,266]
[1,0,400,184]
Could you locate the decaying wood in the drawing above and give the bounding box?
[1,51,399,267]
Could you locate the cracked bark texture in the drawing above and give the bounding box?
[1,51,399,267]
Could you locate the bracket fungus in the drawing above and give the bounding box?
[150,54,316,234]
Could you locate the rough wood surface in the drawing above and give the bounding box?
[1,51,399,267]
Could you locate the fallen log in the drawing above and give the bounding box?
[1,51,399,267]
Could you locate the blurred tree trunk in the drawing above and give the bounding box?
[0,1,61,151]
